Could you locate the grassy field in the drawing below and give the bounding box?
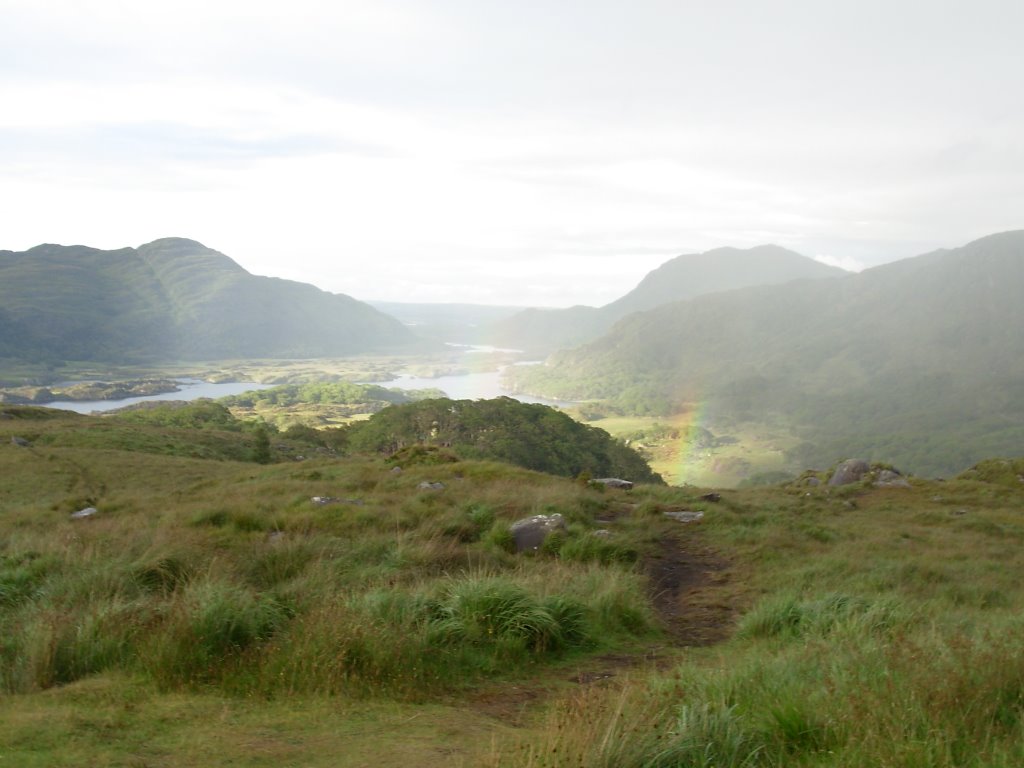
[3,405,1024,766]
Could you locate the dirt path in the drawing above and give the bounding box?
[644,528,734,646]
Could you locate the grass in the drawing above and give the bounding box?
[3,405,1024,765]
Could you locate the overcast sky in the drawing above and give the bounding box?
[2,1,1022,306]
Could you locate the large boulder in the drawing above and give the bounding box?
[828,459,871,486]
[509,513,566,552]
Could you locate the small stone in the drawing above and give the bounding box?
[663,510,704,523]
[592,478,633,490]
[592,529,612,538]
[417,481,445,491]
[700,492,721,502]
[10,436,30,447]
[70,507,97,519]
[390,466,403,474]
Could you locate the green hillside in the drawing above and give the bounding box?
[0,238,416,363]
[491,245,846,354]
[514,231,1024,476]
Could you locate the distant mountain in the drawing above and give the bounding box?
[491,245,847,354]
[0,238,415,363]
[367,301,526,345]
[513,231,1024,476]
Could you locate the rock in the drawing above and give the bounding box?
[509,513,566,552]
[828,459,870,486]
[311,496,364,506]
[10,436,30,447]
[70,507,97,519]
[592,529,612,538]
[592,478,633,490]
[700,492,721,502]
[664,510,704,523]
[417,481,445,491]
[874,469,910,488]
[390,466,403,474]
[806,477,821,487]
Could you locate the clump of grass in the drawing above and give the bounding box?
[144,577,288,687]
[737,592,907,640]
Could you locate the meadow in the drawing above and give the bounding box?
[2,404,1024,766]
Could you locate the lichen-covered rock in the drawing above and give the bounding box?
[509,513,566,552]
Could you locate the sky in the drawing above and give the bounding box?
[2,0,1022,307]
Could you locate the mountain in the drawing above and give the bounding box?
[0,238,415,363]
[367,301,526,345]
[513,231,1024,476]
[490,245,847,354]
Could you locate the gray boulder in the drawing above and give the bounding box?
[10,436,30,447]
[509,513,566,552]
[828,459,870,486]
[593,478,633,490]
[874,469,910,488]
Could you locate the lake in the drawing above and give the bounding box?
[367,366,572,408]
[44,379,273,414]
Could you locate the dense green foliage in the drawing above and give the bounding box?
[0,237,415,363]
[491,245,844,354]
[515,231,1024,476]
[347,397,664,484]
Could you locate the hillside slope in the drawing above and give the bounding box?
[491,245,846,353]
[0,238,415,363]
[515,231,1024,475]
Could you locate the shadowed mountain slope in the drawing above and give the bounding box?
[514,231,1024,475]
[0,238,415,362]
